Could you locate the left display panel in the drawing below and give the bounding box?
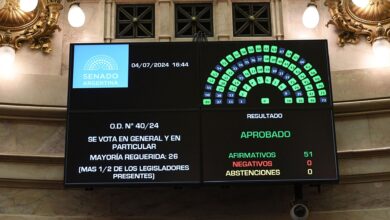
[65,43,201,186]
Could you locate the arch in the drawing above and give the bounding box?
[83,55,119,71]
[203,44,329,105]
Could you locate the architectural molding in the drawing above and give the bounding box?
[0,104,66,121]
[338,147,390,159]
[0,154,64,164]
[2,97,390,120]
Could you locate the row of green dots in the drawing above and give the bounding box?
[220,45,305,72]
[214,49,323,94]
[259,56,324,92]
[223,45,281,67]
[284,97,317,104]
[237,76,284,97]
[213,63,323,101]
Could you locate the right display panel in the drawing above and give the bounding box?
[200,41,338,183]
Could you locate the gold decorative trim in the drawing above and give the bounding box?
[325,0,390,47]
[0,0,63,53]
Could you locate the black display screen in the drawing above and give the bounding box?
[65,41,338,186]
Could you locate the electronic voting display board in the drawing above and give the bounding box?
[65,41,338,186]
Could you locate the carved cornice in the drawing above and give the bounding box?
[325,0,390,47]
[0,0,63,53]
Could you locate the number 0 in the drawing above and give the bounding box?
[307,169,313,175]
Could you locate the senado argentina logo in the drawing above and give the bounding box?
[72,44,129,89]
[82,55,120,87]
[83,55,119,71]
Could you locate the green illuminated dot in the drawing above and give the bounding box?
[243,84,251,92]
[270,56,277,63]
[288,64,297,71]
[277,58,284,65]
[264,66,271,73]
[272,78,280,87]
[220,59,229,67]
[294,68,302,75]
[222,74,230,81]
[257,76,264,84]
[288,78,297,86]
[240,48,248,56]
[283,60,291,68]
[265,76,272,84]
[292,84,301,91]
[247,46,255,54]
[216,86,225,92]
[255,45,262,52]
[261,98,270,104]
[226,55,235,63]
[229,85,237,92]
[257,66,264,74]
[264,55,270,63]
[305,84,314,91]
[316,82,325,89]
[278,83,287,91]
[297,97,305,104]
[243,70,251,78]
[250,67,257,75]
[302,78,310,86]
[203,99,211,105]
[271,46,278,53]
[319,89,327,96]
[298,73,307,80]
[249,79,257,87]
[226,69,234,76]
[219,80,227,86]
[285,97,293,104]
[211,70,219,78]
[307,91,315,97]
[239,90,248,98]
[207,77,216,84]
[233,51,241,58]
[309,69,317,76]
[263,45,270,52]
[304,63,312,71]
[292,54,300,62]
[313,75,322,83]
[285,50,293,58]
[308,97,316,103]
[232,79,241,86]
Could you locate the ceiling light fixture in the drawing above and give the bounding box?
[19,0,39,12]
[68,1,85,28]
[302,0,320,29]
[372,23,390,64]
[352,0,370,8]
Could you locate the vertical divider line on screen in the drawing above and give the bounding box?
[198,42,205,184]
[64,44,75,185]
[324,41,340,181]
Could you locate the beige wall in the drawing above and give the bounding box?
[0,0,390,219]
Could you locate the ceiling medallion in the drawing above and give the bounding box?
[0,0,63,53]
[325,0,390,47]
